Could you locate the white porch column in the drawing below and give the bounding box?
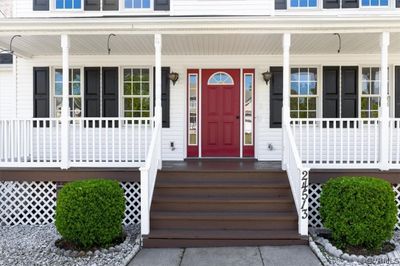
[154,33,162,169]
[282,33,291,170]
[61,34,70,169]
[380,32,390,170]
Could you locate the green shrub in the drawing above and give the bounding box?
[55,179,125,249]
[320,176,397,250]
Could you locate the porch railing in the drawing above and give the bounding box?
[283,122,309,236]
[289,118,381,169]
[0,117,154,168]
[0,118,62,167]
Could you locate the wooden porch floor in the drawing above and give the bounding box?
[162,160,283,172]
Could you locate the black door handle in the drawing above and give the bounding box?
[236,116,240,119]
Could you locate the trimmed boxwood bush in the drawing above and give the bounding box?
[320,176,397,250]
[55,179,125,249]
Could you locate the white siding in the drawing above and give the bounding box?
[11,53,400,162]
[0,68,15,119]
[171,0,272,16]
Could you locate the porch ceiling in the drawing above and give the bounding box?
[1,33,400,58]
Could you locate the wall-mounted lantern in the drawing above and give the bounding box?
[262,71,272,85]
[169,72,179,85]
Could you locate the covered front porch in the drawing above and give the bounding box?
[2,18,400,237]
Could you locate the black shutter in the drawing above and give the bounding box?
[270,67,283,128]
[84,67,101,117]
[103,0,119,10]
[102,67,119,117]
[33,67,50,118]
[0,54,13,64]
[84,0,100,10]
[154,0,170,10]
[342,0,358,8]
[324,0,340,8]
[397,0,400,7]
[153,67,171,128]
[341,66,358,118]
[395,66,400,117]
[323,66,340,118]
[33,0,49,11]
[275,0,287,9]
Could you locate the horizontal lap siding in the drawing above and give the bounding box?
[171,0,272,16]
[0,70,14,119]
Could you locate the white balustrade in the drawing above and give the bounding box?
[0,118,62,166]
[0,117,153,168]
[289,118,380,169]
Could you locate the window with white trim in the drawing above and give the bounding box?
[361,0,388,6]
[56,0,81,9]
[125,0,150,9]
[290,68,318,118]
[123,68,151,118]
[361,67,388,118]
[188,74,198,146]
[290,0,317,8]
[54,68,82,118]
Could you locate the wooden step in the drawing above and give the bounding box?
[143,238,308,248]
[151,211,298,230]
[146,229,303,240]
[154,187,292,198]
[152,199,296,212]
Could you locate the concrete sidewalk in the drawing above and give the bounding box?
[128,246,322,266]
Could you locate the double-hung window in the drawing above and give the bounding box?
[290,0,317,8]
[125,0,151,9]
[123,68,151,118]
[56,0,82,9]
[361,0,388,6]
[290,68,318,118]
[361,67,389,118]
[54,68,82,118]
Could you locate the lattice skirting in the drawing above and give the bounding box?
[309,183,400,230]
[0,181,140,226]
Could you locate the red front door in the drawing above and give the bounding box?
[202,69,240,157]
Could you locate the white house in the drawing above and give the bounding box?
[1,0,400,247]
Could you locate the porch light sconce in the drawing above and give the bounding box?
[0,35,22,54]
[262,71,272,85]
[107,33,116,55]
[169,72,179,85]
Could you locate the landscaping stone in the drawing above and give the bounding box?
[0,224,141,266]
[310,231,400,266]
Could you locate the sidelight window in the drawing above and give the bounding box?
[244,73,254,145]
[188,74,198,146]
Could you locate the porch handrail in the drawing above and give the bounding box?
[139,112,162,236]
[283,122,310,236]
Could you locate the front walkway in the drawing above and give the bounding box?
[129,246,321,266]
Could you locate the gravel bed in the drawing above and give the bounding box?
[0,224,141,266]
[310,229,400,266]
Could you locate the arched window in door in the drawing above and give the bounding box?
[207,72,234,85]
